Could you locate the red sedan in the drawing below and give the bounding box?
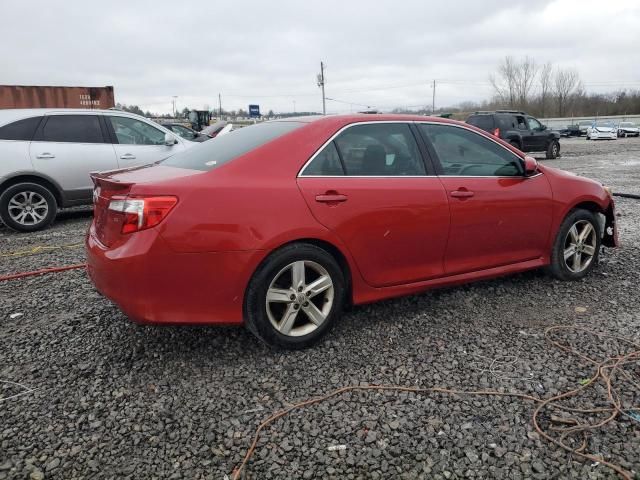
[86,115,618,348]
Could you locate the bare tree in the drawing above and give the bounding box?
[490,56,539,109]
[514,56,538,108]
[490,56,518,107]
[539,62,553,117]
[555,68,582,117]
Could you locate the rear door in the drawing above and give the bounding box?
[418,122,553,275]
[105,114,186,167]
[515,115,536,150]
[30,114,117,202]
[297,122,450,287]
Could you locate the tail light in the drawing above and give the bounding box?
[108,195,178,234]
[492,128,500,137]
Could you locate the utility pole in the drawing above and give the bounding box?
[317,61,326,115]
[218,93,222,118]
[172,96,178,117]
[431,80,436,115]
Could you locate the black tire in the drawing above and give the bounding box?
[546,140,560,159]
[244,243,346,349]
[0,182,57,232]
[548,209,601,281]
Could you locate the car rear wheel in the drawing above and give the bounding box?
[548,209,601,281]
[0,182,57,232]
[546,140,560,159]
[244,243,346,349]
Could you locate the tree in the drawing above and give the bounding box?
[539,62,553,117]
[554,68,582,117]
[514,56,538,108]
[490,56,518,107]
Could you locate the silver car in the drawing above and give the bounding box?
[0,109,195,231]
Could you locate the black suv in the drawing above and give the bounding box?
[466,111,561,159]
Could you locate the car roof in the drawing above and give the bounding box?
[0,108,150,126]
[272,113,465,128]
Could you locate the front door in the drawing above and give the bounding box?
[297,122,450,287]
[525,116,549,150]
[418,122,553,275]
[105,115,185,167]
[30,114,118,202]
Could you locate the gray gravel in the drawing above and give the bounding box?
[1,138,639,479]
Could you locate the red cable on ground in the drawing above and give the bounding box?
[0,263,86,282]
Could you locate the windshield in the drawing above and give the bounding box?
[162,121,304,171]
[620,122,635,127]
[595,121,614,128]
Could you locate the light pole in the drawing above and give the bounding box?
[172,96,178,117]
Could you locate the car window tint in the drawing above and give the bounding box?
[301,141,344,176]
[333,123,425,176]
[419,124,523,177]
[162,121,303,171]
[528,117,542,130]
[42,115,104,143]
[0,116,42,141]
[466,115,494,132]
[108,116,165,145]
[498,116,516,130]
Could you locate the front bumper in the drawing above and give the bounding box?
[589,131,617,139]
[85,226,261,325]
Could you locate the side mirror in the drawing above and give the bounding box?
[164,133,177,146]
[541,124,547,131]
[524,156,538,176]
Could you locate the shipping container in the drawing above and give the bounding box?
[0,85,115,109]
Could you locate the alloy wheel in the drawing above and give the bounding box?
[563,220,597,273]
[7,191,49,226]
[266,260,334,337]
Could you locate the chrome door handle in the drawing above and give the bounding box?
[120,153,136,160]
[36,153,55,159]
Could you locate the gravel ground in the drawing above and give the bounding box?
[1,138,639,479]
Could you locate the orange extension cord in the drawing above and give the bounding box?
[232,326,640,480]
[0,263,86,282]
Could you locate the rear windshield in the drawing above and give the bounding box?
[162,121,303,171]
[466,115,494,132]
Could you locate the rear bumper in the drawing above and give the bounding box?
[85,225,262,325]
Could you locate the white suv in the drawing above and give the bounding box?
[0,109,196,231]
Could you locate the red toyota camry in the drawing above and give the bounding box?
[86,114,618,348]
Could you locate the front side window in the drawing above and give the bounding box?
[419,124,523,177]
[41,115,104,143]
[108,116,165,145]
[527,117,543,130]
[332,123,425,176]
[0,116,43,141]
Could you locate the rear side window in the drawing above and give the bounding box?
[330,123,426,176]
[497,115,516,130]
[466,115,494,132]
[0,116,43,141]
[163,121,303,171]
[41,115,104,143]
[302,142,344,175]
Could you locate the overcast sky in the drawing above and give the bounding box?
[1,0,639,114]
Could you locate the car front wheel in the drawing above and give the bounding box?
[0,182,58,232]
[244,243,346,349]
[548,209,601,281]
[546,140,560,159]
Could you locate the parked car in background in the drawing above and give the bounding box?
[201,121,233,139]
[466,111,561,159]
[561,124,581,137]
[0,109,195,231]
[86,114,617,349]
[577,120,593,136]
[616,121,640,137]
[163,123,210,142]
[586,121,617,140]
